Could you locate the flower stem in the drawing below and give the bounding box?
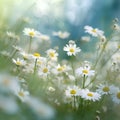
[28,37,32,53]
[82,75,86,89]
[34,58,37,75]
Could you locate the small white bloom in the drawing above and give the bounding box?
[53,31,70,39]
[12,58,26,66]
[46,49,58,61]
[81,36,90,42]
[63,42,81,56]
[15,88,29,102]
[81,89,101,102]
[23,28,39,38]
[30,52,41,60]
[111,87,120,104]
[6,31,15,39]
[75,66,95,77]
[26,96,55,119]
[48,86,55,92]
[38,65,50,77]
[39,34,50,41]
[20,51,31,60]
[96,84,111,95]
[84,25,104,37]
[65,86,81,97]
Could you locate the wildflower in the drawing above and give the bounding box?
[75,66,95,77]
[20,51,30,60]
[96,84,111,95]
[81,89,101,102]
[12,58,26,66]
[23,28,39,38]
[39,34,50,41]
[0,74,20,92]
[48,86,55,92]
[38,65,50,77]
[84,25,104,37]
[12,45,22,52]
[81,36,90,42]
[0,96,19,114]
[15,88,29,102]
[53,31,70,39]
[26,97,55,119]
[65,86,81,97]
[63,41,81,56]
[31,52,41,60]
[111,87,120,104]
[6,31,15,39]
[46,49,58,61]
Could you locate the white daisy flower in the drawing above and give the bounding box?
[15,88,29,102]
[6,31,15,39]
[48,86,55,92]
[111,87,120,104]
[23,28,39,38]
[12,58,26,66]
[75,66,95,77]
[65,85,81,97]
[63,42,81,56]
[81,89,101,102]
[39,34,50,41]
[30,52,41,60]
[53,31,70,39]
[38,65,50,77]
[20,51,31,60]
[84,25,104,37]
[96,84,111,95]
[52,64,70,75]
[46,49,58,61]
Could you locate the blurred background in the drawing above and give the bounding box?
[0,0,120,120]
[0,0,120,53]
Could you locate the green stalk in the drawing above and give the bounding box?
[28,37,32,53]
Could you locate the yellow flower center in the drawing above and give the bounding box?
[33,53,41,57]
[29,31,35,37]
[87,92,93,97]
[49,52,55,57]
[18,91,24,97]
[43,68,48,73]
[118,45,120,49]
[70,89,76,95]
[82,69,89,74]
[117,92,120,99]
[92,29,96,33]
[57,67,63,71]
[102,87,110,92]
[69,48,75,53]
[16,61,22,66]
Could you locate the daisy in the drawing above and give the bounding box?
[96,84,111,95]
[15,88,29,102]
[38,65,50,77]
[110,87,120,104]
[52,64,70,75]
[53,31,70,39]
[63,41,81,56]
[75,66,95,77]
[20,51,31,60]
[81,89,101,102]
[46,49,58,61]
[31,52,41,60]
[12,58,26,66]
[23,28,38,38]
[65,85,81,97]
[39,34,50,41]
[6,31,15,39]
[84,25,104,37]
